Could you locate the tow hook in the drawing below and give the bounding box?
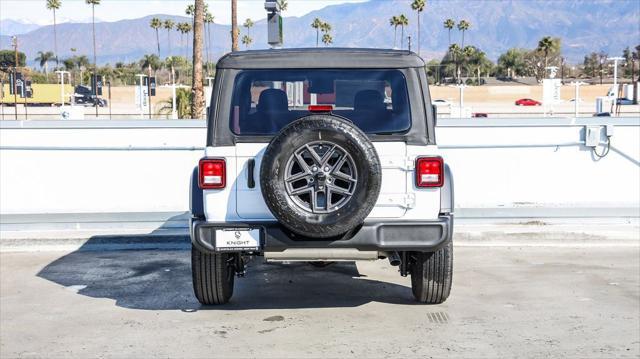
[234,255,247,277]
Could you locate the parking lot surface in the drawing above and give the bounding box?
[1,245,639,358]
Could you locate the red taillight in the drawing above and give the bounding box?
[416,157,444,187]
[308,105,333,113]
[199,158,226,189]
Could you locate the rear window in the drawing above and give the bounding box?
[229,69,411,136]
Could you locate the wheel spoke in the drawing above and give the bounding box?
[305,144,324,166]
[326,183,352,195]
[290,185,313,196]
[332,170,357,182]
[294,152,310,172]
[320,145,337,167]
[286,171,311,183]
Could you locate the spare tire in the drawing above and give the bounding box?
[260,115,381,238]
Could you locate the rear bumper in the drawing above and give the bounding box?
[191,215,453,254]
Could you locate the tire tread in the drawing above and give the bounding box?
[410,241,453,304]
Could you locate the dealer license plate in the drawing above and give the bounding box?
[215,229,261,251]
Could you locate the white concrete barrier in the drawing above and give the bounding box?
[1,118,638,225]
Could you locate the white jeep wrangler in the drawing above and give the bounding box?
[190,48,454,304]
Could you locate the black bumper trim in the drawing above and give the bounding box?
[191,215,453,254]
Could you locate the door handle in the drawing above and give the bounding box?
[247,158,255,189]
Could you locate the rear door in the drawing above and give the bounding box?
[234,141,409,220]
[227,68,418,220]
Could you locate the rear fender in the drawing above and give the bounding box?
[440,164,454,214]
[190,166,205,218]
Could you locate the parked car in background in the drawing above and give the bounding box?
[616,98,634,106]
[472,113,488,118]
[515,98,542,106]
[74,86,107,107]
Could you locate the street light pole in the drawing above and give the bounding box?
[12,36,18,121]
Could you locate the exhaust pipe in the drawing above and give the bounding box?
[387,251,401,266]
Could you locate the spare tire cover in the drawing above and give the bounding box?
[260,114,382,238]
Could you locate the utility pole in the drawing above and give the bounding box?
[147,64,153,119]
[407,36,412,52]
[12,36,18,121]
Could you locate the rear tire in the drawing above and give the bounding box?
[410,241,453,304]
[191,246,235,305]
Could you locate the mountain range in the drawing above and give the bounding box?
[1,0,638,66]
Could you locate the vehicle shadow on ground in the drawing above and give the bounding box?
[36,241,418,311]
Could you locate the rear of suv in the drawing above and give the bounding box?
[190,48,454,304]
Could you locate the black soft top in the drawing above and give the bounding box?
[216,48,425,69]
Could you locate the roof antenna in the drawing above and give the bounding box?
[264,0,283,49]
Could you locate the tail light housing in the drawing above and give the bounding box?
[199,158,226,189]
[415,157,444,187]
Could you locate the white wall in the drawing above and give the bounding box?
[1,118,639,219]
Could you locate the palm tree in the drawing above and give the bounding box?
[242,19,254,49]
[176,23,186,58]
[163,19,175,57]
[242,35,253,49]
[204,12,214,75]
[178,22,193,60]
[243,18,254,37]
[444,18,455,47]
[320,22,332,35]
[150,17,162,58]
[498,48,526,78]
[192,0,205,119]
[536,36,560,68]
[75,55,90,69]
[473,49,492,84]
[85,0,100,71]
[462,45,475,77]
[411,0,425,54]
[389,16,400,49]
[62,58,75,72]
[140,54,161,72]
[35,51,55,80]
[277,0,288,12]
[448,44,462,82]
[320,21,333,46]
[457,20,470,49]
[185,5,197,58]
[231,0,239,51]
[322,33,333,47]
[46,0,61,66]
[185,4,195,17]
[311,18,323,47]
[397,15,409,49]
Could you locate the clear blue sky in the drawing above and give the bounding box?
[1,0,366,25]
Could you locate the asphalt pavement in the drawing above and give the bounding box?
[1,245,639,358]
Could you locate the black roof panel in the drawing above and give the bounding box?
[216,48,425,69]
